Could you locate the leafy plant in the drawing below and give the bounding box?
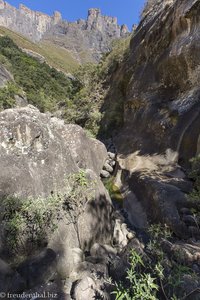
[112,250,159,300]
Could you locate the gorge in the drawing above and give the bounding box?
[0,0,200,299]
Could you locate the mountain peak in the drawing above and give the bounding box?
[0,1,129,62]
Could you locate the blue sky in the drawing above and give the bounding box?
[7,0,146,30]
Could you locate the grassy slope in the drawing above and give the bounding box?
[0,27,79,73]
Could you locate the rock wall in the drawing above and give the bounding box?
[42,8,129,62]
[0,1,61,41]
[0,1,129,62]
[101,0,200,238]
[105,0,200,165]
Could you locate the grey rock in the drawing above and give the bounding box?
[100,170,110,178]
[70,260,112,299]
[0,106,113,278]
[72,276,96,300]
[70,260,108,282]
[180,208,192,215]
[192,264,200,273]
[127,232,135,240]
[0,106,107,199]
[77,173,113,251]
[129,171,191,239]
[113,219,130,249]
[64,278,73,294]
[103,162,114,173]
[0,258,26,292]
[90,243,117,259]
[123,185,148,230]
[108,152,116,160]
[106,0,200,169]
[17,248,57,289]
[0,2,129,63]
[17,281,67,300]
[0,65,13,87]
[0,1,61,42]
[14,94,28,107]
[108,160,116,167]
[49,171,113,278]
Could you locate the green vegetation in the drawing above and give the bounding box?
[0,81,22,110]
[112,250,159,300]
[71,35,132,137]
[0,33,131,136]
[1,169,94,258]
[0,27,79,73]
[0,36,80,113]
[104,177,123,206]
[1,194,61,256]
[146,224,198,299]
[111,223,199,300]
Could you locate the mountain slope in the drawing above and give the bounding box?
[0,1,129,64]
[0,26,79,73]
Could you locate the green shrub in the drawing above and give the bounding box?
[112,250,159,300]
[0,82,22,110]
[1,169,94,258]
[0,36,76,113]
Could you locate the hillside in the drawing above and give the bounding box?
[0,26,79,73]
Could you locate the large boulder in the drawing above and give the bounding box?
[0,105,114,283]
[49,170,113,278]
[0,105,107,199]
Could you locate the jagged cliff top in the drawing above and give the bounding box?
[0,1,129,63]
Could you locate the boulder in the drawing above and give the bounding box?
[0,105,107,199]
[0,258,26,293]
[72,277,96,300]
[103,162,114,173]
[17,281,68,300]
[0,106,114,280]
[48,171,113,279]
[17,248,57,289]
[90,243,117,259]
[100,170,110,178]
[108,152,116,160]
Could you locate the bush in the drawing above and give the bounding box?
[0,82,22,110]
[1,169,94,259]
[112,250,159,300]
[0,36,76,113]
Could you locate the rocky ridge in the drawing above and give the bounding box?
[0,1,129,62]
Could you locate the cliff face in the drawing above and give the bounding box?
[0,1,61,41]
[43,8,129,62]
[0,2,129,62]
[99,0,200,238]
[106,0,199,165]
